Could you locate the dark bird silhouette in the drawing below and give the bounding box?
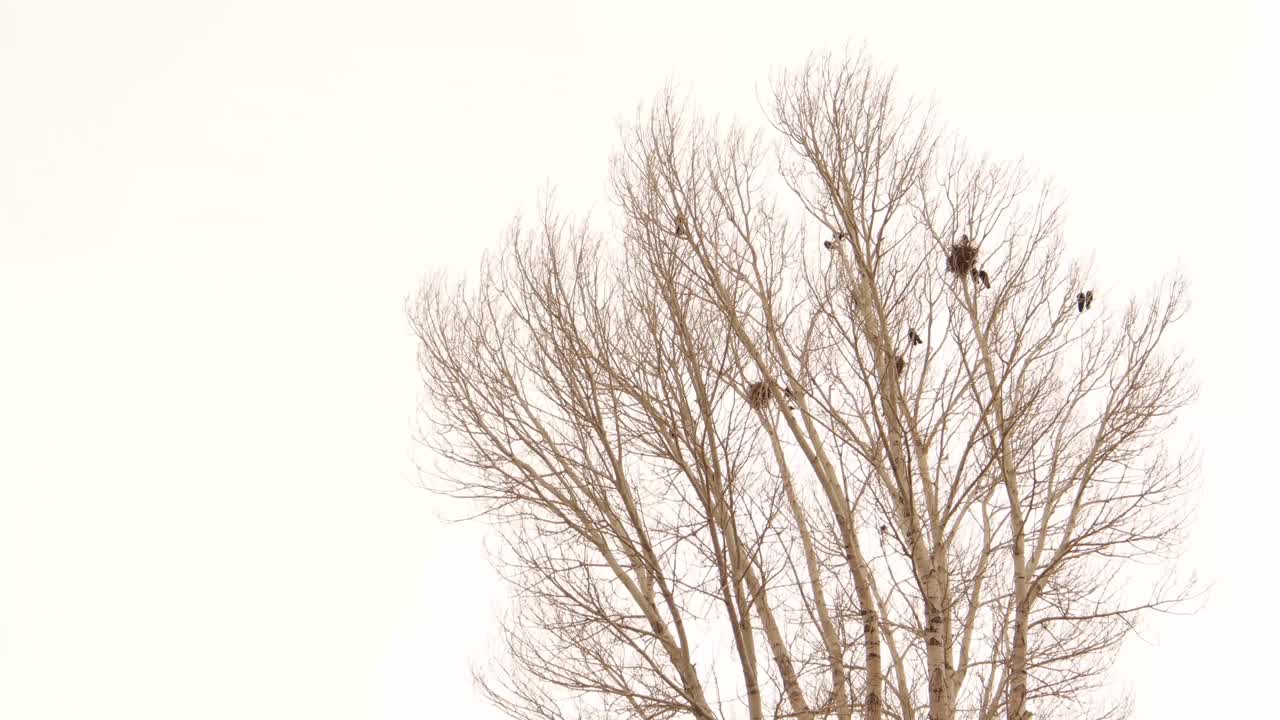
[978,269,990,289]
[833,231,850,241]
[1076,291,1087,313]
[674,212,690,238]
[823,240,834,250]
[907,328,923,346]
[1085,290,1094,309]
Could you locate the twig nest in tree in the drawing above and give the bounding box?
[746,380,776,410]
[946,238,979,276]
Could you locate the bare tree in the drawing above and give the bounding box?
[410,50,1197,720]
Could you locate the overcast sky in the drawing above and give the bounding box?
[1,1,1276,718]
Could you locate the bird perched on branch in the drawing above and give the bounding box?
[977,269,990,289]
[1076,290,1094,313]
[907,328,923,346]
[674,212,690,238]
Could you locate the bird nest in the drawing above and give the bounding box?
[946,238,979,276]
[746,380,776,410]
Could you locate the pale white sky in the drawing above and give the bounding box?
[1,1,1275,718]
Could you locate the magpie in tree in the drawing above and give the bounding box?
[674,212,690,238]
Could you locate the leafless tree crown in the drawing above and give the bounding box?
[411,50,1197,720]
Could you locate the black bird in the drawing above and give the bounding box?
[907,328,923,346]
[823,240,835,250]
[978,269,990,289]
[834,231,850,241]
[1085,290,1094,309]
[1076,291,1087,313]
[674,212,690,238]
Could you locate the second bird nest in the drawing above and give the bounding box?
[746,380,778,410]
[946,238,979,276]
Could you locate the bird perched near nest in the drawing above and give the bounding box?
[783,385,798,410]
[947,235,979,276]
[907,328,923,346]
[976,269,990,289]
[674,212,690,238]
[1076,290,1094,313]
